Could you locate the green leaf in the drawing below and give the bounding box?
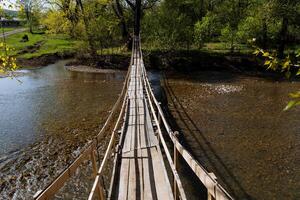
[297,69,300,76]
[264,60,271,66]
[253,49,260,55]
[263,52,269,57]
[284,101,297,111]
[289,92,300,98]
[282,60,290,69]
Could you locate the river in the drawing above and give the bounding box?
[163,71,300,200]
[1,61,299,199]
[0,60,126,199]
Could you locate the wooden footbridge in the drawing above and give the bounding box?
[34,37,233,200]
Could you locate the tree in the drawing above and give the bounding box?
[269,0,300,58]
[122,0,159,36]
[19,0,43,33]
[194,12,219,48]
[0,1,18,74]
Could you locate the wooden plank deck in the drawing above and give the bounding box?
[34,36,233,200]
[112,43,174,200]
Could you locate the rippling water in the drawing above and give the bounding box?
[0,60,126,199]
[164,71,300,200]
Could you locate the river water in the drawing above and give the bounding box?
[163,71,300,200]
[0,60,126,199]
[1,61,299,199]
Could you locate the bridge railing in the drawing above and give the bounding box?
[33,42,134,200]
[87,37,142,200]
[138,38,234,200]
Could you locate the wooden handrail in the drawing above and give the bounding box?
[34,40,133,200]
[143,66,187,200]
[140,53,233,200]
[88,96,129,200]
[34,36,233,200]
[88,37,138,200]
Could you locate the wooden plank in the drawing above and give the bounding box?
[141,148,153,200]
[150,147,174,200]
[118,152,130,200]
[137,149,144,200]
[139,113,146,149]
[144,100,158,147]
[127,150,137,199]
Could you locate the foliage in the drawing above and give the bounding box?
[18,0,43,33]
[0,0,19,74]
[141,0,300,52]
[42,10,85,38]
[0,42,18,74]
[142,0,195,49]
[255,47,300,110]
[194,13,219,48]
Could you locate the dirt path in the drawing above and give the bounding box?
[0,28,27,38]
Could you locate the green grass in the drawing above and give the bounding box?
[1,27,16,33]
[202,42,253,54]
[97,47,131,56]
[0,32,79,59]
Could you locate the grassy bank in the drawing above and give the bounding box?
[1,27,16,33]
[1,32,79,59]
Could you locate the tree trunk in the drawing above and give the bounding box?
[113,0,132,49]
[25,6,33,34]
[199,0,205,18]
[77,0,97,56]
[262,20,267,49]
[134,0,142,36]
[278,17,288,59]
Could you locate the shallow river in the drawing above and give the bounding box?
[164,71,300,200]
[1,61,299,199]
[0,60,126,199]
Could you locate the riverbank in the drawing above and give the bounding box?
[65,65,122,73]
[0,31,280,77]
[17,52,75,68]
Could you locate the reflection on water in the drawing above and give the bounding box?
[0,60,125,199]
[164,71,300,200]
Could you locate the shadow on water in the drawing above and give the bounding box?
[161,73,252,199]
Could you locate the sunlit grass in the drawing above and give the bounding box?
[0,32,79,59]
[1,27,15,33]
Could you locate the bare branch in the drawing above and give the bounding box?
[142,0,159,10]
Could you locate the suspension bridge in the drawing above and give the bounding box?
[33,37,233,200]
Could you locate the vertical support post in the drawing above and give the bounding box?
[91,148,105,200]
[207,192,215,200]
[173,131,179,200]
[157,102,161,125]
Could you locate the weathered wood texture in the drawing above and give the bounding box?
[112,39,174,200]
[34,36,233,200]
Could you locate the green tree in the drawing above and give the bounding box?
[0,3,18,75]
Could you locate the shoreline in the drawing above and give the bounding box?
[65,65,122,74]
[13,51,289,81]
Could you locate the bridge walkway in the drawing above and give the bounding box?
[34,36,233,200]
[110,39,173,200]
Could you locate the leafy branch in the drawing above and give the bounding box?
[0,1,19,75]
[254,47,300,110]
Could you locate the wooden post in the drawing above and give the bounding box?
[157,102,161,125]
[207,172,217,200]
[173,131,179,200]
[91,149,105,200]
[207,192,216,200]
